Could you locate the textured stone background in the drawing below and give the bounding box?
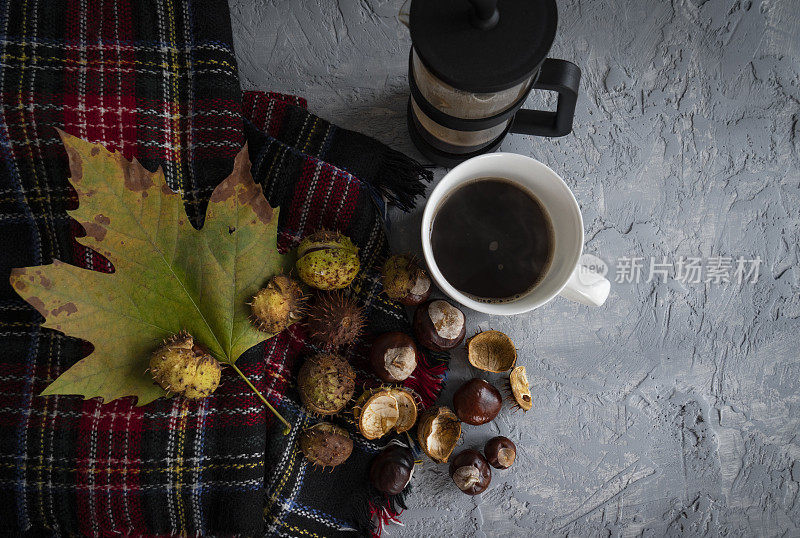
[229,0,800,535]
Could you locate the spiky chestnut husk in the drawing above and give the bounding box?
[307,292,365,350]
[299,422,353,469]
[381,254,432,306]
[149,332,222,399]
[352,388,399,440]
[297,353,355,415]
[296,230,360,290]
[250,275,307,333]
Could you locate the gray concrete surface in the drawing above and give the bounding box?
[229,0,800,535]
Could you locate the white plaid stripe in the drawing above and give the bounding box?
[190,397,208,532]
[105,399,117,533]
[264,412,308,534]
[113,0,124,154]
[181,0,197,212]
[76,0,88,140]
[154,1,174,192]
[0,38,236,53]
[87,404,101,536]
[0,63,237,77]
[0,477,264,490]
[1,102,241,117]
[294,159,323,234]
[165,397,180,531]
[122,399,135,532]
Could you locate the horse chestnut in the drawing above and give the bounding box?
[449,449,491,495]
[295,230,360,290]
[370,444,415,495]
[369,332,418,382]
[381,254,432,306]
[299,422,353,469]
[484,436,516,469]
[413,299,466,351]
[453,378,502,425]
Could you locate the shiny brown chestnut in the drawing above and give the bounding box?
[453,378,502,425]
[370,444,415,495]
[484,436,516,469]
[369,332,418,382]
[449,449,492,495]
[413,299,466,351]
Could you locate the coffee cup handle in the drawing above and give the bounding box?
[558,266,610,307]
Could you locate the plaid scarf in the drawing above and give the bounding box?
[0,0,441,536]
[243,93,444,536]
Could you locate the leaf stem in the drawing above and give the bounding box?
[229,362,291,435]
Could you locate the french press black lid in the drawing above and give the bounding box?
[407,0,581,166]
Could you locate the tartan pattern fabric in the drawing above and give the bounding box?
[0,0,260,534]
[0,0,441,535]
[242,92,429,213]
[243,93,442,537]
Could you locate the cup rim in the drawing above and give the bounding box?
[420,153,583,315]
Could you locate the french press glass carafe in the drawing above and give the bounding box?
[407,0,581,166]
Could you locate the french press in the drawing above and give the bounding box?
[407,0,581,166]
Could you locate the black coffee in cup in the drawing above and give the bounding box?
[430,178,554,303]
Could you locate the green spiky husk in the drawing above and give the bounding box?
[381,254,417,298]
[149,333,222,399]
[251,275,307,333]
[297,353,355,415]
[296,230,360,290]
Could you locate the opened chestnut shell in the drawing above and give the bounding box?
[389,387,418,433]
[453,378,502,425]
[508,365,533,411]
[370,444,415,495]
[353,389,399,440]
[466,330,516,372]
[417,406,461,463]
[449,449,491,495]
[413,300,466,352]
[484,436,516,469]
[369,332,418,382]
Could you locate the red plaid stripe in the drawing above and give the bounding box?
[243,92,444,537]
[0,0,438,533]
[281,159,362,245]
[0,1,264,535]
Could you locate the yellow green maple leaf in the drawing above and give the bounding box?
[10,130,292,420]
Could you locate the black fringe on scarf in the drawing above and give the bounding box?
[372,146,432,213]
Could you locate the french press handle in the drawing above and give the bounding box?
[510,59,581,137]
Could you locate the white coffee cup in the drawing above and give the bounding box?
[420,153,610,315]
